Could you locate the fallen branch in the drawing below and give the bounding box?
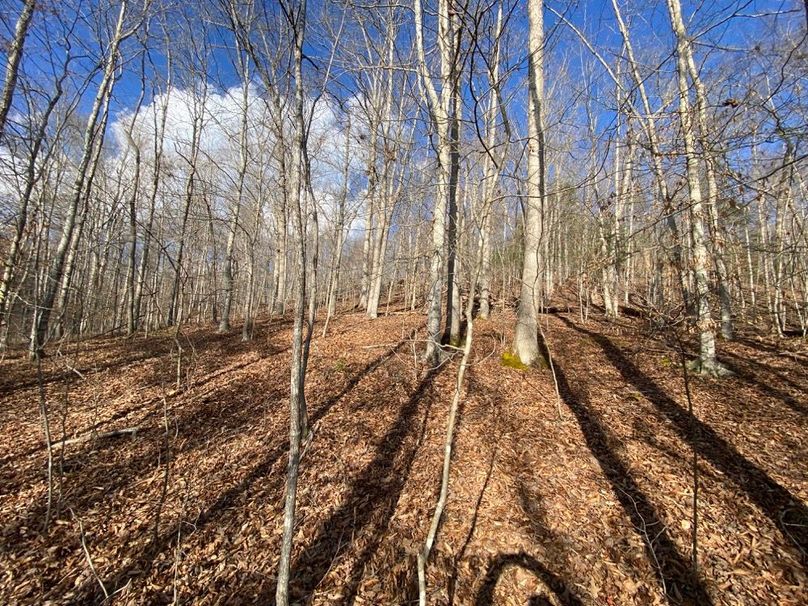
[52,427,140,450]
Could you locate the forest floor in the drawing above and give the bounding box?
[0,303,806,605]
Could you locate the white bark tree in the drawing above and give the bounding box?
[513,0,549,368]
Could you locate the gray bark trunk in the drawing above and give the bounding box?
[514,0,549,368]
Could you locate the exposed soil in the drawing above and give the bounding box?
[0,307,805,605]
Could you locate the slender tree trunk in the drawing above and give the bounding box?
[0,0,35,139]
[611,0,687,305]
[242,191,264,341]
[276,3,309,603]
[134,77,171,332]
[220,66,250,333]
[514,0,549,368]
[122,83,146,336]
[323,117,352,335]
[359,138,377,311]
[667,0,721,375]
[478,8,505,320]
[0,68,65,321]
[32,1,131,355]
[167,87,205,327]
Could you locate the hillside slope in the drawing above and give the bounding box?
[0,310,805,605]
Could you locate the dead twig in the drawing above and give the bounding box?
[73,510,109,600]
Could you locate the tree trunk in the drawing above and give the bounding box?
[219,67,250,333]
[0,0,35,138]
[414,0,459,365]
[514,0,549,368]
[667,0,721,375]
[32,1,129,355]
[0,66,66,321]
[276,3,310,603]
[167,86,205,328]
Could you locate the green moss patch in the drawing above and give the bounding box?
[500,351,530,371]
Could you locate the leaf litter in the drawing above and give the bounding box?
[0,308,805,604]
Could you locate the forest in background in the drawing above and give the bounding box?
[0,0,806,604]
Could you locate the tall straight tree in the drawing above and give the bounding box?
[32,0,140,355]
[666,0,722,375]
[133,48,172,334]
[513,0,548,367]
[0,0,36,139]
[218,46,251,333]
[476,2,506,320]
[274,0,310,602]
[413,0,462,364]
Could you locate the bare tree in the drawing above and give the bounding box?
[32,0,143,356]
[513,0,549,367]
[0,0,35,138]
[666,0,724,375]
[414,0,463,363]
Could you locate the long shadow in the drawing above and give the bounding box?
[67,333,417,603]
[453,369,586,604]
[0,317,295,395]
[272,364,443,604]
[516,482,585,605]
[0,346,172,394]
[516,483,573,572]
[2,367,286,547]
[735,336,808,362]
[718,352,807,416]
[561,316,808,563]
[550,338,712,604]
[448,446,496,606]
[474,552,583,606]
[0,351,283,474]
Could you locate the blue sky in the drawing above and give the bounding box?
[2,0,804,158]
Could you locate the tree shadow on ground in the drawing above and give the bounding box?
[48,333,419,602]
[2,369,285,549]
[717,352,807,416]
[0,345,172,394]
[734,336,808,362]
[474,552,583,606]
[560,315,808,564]
[549,326,712,604]
[262,365,443,604]
[0,349,286,475]
[0,317,294,395]
[447,446,496,606]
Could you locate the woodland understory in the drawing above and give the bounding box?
[0,301,806,605]
[1,0,807,604]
